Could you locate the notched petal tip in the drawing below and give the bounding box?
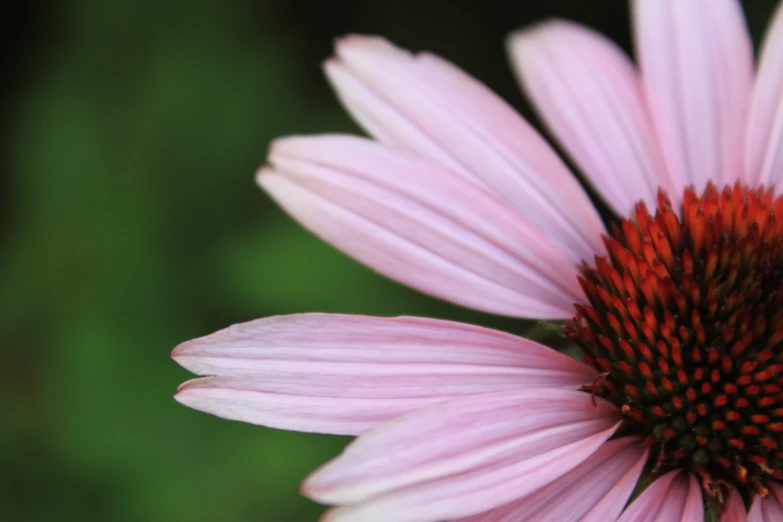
[173,381,196,403]
[173,386,188,401]
[170,338,196,362]
[173,376,209,396]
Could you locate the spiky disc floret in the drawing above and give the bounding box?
[565,183,783,498]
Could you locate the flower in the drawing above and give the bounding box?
[172,1,783,521]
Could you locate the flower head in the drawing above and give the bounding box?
[173,1,783,520]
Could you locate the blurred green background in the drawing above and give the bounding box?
[1,1,778,520]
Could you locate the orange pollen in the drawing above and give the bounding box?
[566,182,783,496]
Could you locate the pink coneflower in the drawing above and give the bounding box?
[173,1,783,520]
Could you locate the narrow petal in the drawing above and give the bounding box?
[722,488,747,522]
[748,483,783,522]
[452,436,648,522]
[617,470,704,522]
[508,20,672,213]
[746,3,783,186]
[260,135,584,318]
[324,35,605,260]
[304,389,620,522]
[173,314,597,435]
[633,0,753,191]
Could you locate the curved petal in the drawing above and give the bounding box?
[617,470,703,522]
[304,389,620,522]
[748,483,783,522]
[452,436,648,522]
[173,314,597,435]
[508,20,672,213]
[722,488,747,522]
[324,35,605,260]
[633,0,753,191]
[260,135,585,318]
[746,2,783,186]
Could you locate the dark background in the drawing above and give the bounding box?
[1,1,778,520]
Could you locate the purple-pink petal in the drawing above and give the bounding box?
[633,0,753,192]
[508,19,671,213]
[323,35,606,261]
[617,469,704,522]
[452,436,648,522]
[748,483,783,522]
[260,135,584,318]
[745,2,783,186]
[173,314,597,435]
[722,488,748,522]
[304,389,620,522]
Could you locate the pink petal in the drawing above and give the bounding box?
[633,0,753,191]
[722,488,747,522]
[304,389,620,522]
[324,35,605,261]
[260,134,585,318]
[745,3,783,186]
[748,483,783,522]
[617,469,704,522]
[173,314,597,435]
[508,20,672,213]
[452,436,648,522]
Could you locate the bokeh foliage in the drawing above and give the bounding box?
[1,0,778,520]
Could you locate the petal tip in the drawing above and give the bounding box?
[266,136,287,157]
[173,384,191,402]
[300,477,328,504]
[334,34,384,53]
[170,340,190,361]
[299,479,313,497]
[334,34,408,61]
[301,466,344,504]
[507,17,568,44]
[266,134,324,161]
[255,165,274,185]
[322,56,340,73]
[174,377,201,397]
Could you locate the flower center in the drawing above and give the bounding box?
[565,183,783,498]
